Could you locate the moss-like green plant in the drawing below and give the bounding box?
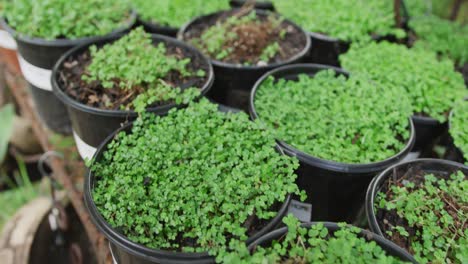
[82,28,203,112]
[409,15,468,66]
[189,11,285,64]
[340,41,467,122]
[222,215,407,263]
[405,0,454,18]
[450,100,468,162]
[254,70,412,164]
[90,99,304,256]
[133,0,229,28]
[4,0,132,39]
[271,0,405,42]
[376,171,468,263]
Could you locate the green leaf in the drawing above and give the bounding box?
[0,104,15,162]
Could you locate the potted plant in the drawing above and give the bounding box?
[179,8,310,111]
[229,0,275,11]
[448,100,468,163]
[84,99,305,263]
[52,28,213,160]
[366,158,468,263]
[1,0,135,134]
[408,15,468,84]
[340,41,467,153]
[0,2,20,73]
[133,0,230,37]
[270,0,405,66]
[249,64,415,222]
[221,215,416,263]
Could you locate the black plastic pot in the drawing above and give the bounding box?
[411,115,447,153]
[52,33,214,161]
[138,18,178,37]
[229,0,275,11]
[250,64,416,222]
[366,158,468,242]
[0,15,136,135]
[307,32,349,67]
[248,222,417,263]
[84,123,293,264]
[179,9,311,111]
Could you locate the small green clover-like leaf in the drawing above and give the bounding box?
[82,27,204,111]
[90,99,302,258]
[271,0,404,42]
[4,0,132,39]
[376,171,468,263]
[340,41,467,123]
[225,217,409,263]
[133,0,229,28]
[254,70,413,164]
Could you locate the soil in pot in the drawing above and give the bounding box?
[371,160,467,263]
[340,41,467,152]
[180,8,309,110]
[227,215,416,263]
[85,99,305,263]
[134,0,230,36]
[250,64,415,221]
[53,27,212,160]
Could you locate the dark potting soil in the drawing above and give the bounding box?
[375,165,467,255]
[58,45,209,111]
[182,10,307,65]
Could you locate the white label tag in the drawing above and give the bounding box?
[48,213,58,231]
[288,199,312,222]
[73,130,97,161]
[18,55,53,91]
[0,30,17,50]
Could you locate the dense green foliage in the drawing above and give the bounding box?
[222,215,406,263]
[271,0,404,42]
[405,0,455,18]
[450,100,468,162]
[376,172,468,263]
[90,99,303,254]
[340,41,467,122]
[4,0,132,39]
[254,70,412,164]
[409,15,468,65]
[134,0,229,28]
[83,28,203,112]
[189,12,284,64]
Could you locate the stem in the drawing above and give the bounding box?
[394,0,403,28]
[450,0,463,21]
